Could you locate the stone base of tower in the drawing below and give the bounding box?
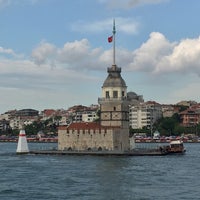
[58,122,130,152]
[112,128,130,151]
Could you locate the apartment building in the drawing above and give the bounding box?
[9,109,39,129]
[179,104,200,127]
[72,109,98,122]
[129,101,162,129]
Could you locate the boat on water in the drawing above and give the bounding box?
[161,140,186,154]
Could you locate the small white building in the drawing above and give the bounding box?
[82,111,98,122]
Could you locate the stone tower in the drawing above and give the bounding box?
[98,20,129,129]
[98,64,129,128]
[58,20,130,152]
[97,20,130,151]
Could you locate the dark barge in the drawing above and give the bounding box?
[25,148,168,156]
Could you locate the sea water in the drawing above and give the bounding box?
[0,142,199,200]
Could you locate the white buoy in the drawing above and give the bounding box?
[16,129,29,153]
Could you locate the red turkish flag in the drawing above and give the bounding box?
[108,36,113,43]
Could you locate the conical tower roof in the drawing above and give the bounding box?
[102,64,127,88]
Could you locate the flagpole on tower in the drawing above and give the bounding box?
[112,19,116,66]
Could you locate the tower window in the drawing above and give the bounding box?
[114,107,116,111]
[106,91,110,98]
[122,91,125,97]
[113,91,118,98]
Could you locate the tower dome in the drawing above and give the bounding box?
[101,64,127,99]
[102,65,127,88]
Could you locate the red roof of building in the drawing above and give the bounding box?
[179,104,200,115]
[43,109,56,116]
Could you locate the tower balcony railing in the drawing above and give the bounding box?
[98,97,128,103]
[107,66,121,73]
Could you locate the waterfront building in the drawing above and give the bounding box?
[179,103,200,127]
[161,104,176,118]
[16,109,39,117]
[61,105,99,124]
[72,109,98,123]
[0,119,10,134]
[9,116,38,130]
[58,21,131,152]
[161,104,181,118]
[81,110,98,122]
[0,113,10,121]
[41,109,57,120]
[59,116,69,126]
[7,109,40,129]
[177,100,197,107]
[129,101,162,129]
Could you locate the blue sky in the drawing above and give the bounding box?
[0,0,200,113]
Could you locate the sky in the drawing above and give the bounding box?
[0,0,200,113]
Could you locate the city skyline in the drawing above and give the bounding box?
[0,0,200,113]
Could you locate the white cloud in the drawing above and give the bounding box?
[0,51,98,93]
[71,17,139,35]
[58,39,104,70]
[31,41,56,65]
[31,39,104,70]
[0,54,100,112]
[30,33,200,77]
[0,46,24,59]
[0,46,15,55]
[58,39,90,64]
[128,32,200,76]
[160,37,200,74]
[128,32,175,72]
[2,32,200,112]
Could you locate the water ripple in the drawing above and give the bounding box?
[0,143,199,200]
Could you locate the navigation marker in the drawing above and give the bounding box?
[16,129,29,154]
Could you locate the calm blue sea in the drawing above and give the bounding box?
[0,142,199,200]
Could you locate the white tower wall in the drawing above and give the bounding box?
[16,129,29,153]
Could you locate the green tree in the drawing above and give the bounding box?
[25,121,42,135]
[155,113,186,136]
[156,115,178,136]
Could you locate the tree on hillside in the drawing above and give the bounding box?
[155,113,181,136]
